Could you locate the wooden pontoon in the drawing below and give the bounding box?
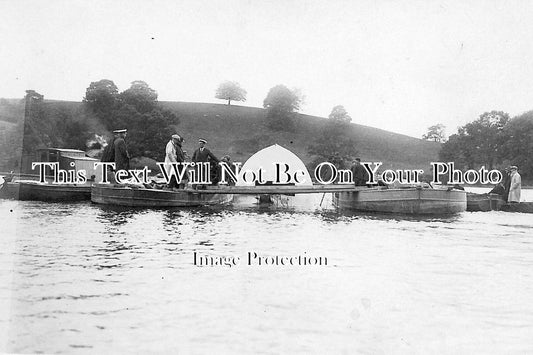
[90,184,365,207]
[333,187,467,214]
[91,184,234,207]
[186,184,366,194]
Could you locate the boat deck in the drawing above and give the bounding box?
[183,184,370,194]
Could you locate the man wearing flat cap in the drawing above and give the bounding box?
[113,129,130,171]
[508,165,521,203]
[164,134,185,189]
[192,138,219,186]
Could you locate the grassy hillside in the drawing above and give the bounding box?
[0,99,441,172]
[160,102,441,170]
[0,98,24,123]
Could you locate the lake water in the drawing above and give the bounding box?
[1,189,532,354]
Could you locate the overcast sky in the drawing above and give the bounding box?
[2,0,533,138]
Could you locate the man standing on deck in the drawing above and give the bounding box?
[113,129,130,171]
[508,165,522,203]
[192,138,219,187]
[165,134,185,189]
[502,167,512,202]
[350,158,369,187]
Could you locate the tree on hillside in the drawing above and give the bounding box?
[215,81,247,106]
[119,80,158,114]
[263,85,302,130]
[328,105,352,123]
[423,123,446,142]
[82,79,179,161]
[111,106,175,160]
[83,79,119,118]
[308,105,357,170]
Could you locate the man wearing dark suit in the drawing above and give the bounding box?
[350,158,369,187]
[192,138,219,186]
[113,129,130,171]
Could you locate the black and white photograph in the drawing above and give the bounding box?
[1,1,532,353]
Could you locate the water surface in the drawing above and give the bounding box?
[1,191,532,354]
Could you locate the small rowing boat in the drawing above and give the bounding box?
[466,192,505,212]
[466,192,533,213]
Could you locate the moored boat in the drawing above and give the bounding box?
[0,180,91,201]
[91,183,233,207]
[0,147,101,202]
[333,186,467,214]
[0,181,19,199]
[466,192,505,212]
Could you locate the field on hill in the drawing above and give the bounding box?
[160,102,441,171]
[0,99,441,173]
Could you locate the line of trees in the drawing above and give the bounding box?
[439,110,533,179]
[19,78,348,166]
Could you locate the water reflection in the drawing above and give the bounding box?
[96,205,145,226]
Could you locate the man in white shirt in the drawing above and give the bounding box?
[164,134,184,189]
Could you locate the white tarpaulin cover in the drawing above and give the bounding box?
[236,144,313,186]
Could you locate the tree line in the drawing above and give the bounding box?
[85,79,357,167]
[19,79,358,169]
[438,110,533,180]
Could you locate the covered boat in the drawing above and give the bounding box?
[22,148,103,181]
[91,184,233,207]
[333,186,466,214]
[466,192,505,212]
[0,148,100,201]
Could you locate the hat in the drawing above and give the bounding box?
[198,138,207,144]
[113,129,127,134]
[510,165,518,170]
[171,134,181,140]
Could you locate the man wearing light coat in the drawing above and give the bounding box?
[508,165,521,203]
[164,134,185,189]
